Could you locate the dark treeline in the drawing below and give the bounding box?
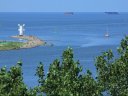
[0,36,128,96]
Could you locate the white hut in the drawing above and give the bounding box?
[18,24,25,36]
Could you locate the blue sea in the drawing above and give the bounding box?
[0,12,128,87]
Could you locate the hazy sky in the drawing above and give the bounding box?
[0,0,127,12]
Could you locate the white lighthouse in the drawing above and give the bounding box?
[18,24,25,36]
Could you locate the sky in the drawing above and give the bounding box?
[0,0,128,12]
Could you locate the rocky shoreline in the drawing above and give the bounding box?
[11,35,46,49]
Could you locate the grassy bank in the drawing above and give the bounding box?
[0,41,24,50]
[0,35,46,50]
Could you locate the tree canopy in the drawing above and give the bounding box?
[95,36,128,95]
[36,48,101,96]
[0,61,37,96]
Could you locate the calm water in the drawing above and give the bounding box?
[0,12,128,87]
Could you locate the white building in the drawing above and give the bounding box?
[18,24,25,36]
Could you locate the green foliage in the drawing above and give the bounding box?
[0,41,24,50]
[0,61,37,96]
[36,62,45,86]
[95,36,128,96]
[36,48,102,96]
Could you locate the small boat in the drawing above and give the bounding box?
[105,27,109,37]
[105,32,109,37]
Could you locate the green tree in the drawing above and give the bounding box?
[0,61,37,96]
[95,36,128,96]
[36,48,102,96]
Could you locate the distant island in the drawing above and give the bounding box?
[0,35,46,51]
[104,12,119,15]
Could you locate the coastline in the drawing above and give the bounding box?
[0,35,46,50]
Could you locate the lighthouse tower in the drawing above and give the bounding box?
[18,24,25,36]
